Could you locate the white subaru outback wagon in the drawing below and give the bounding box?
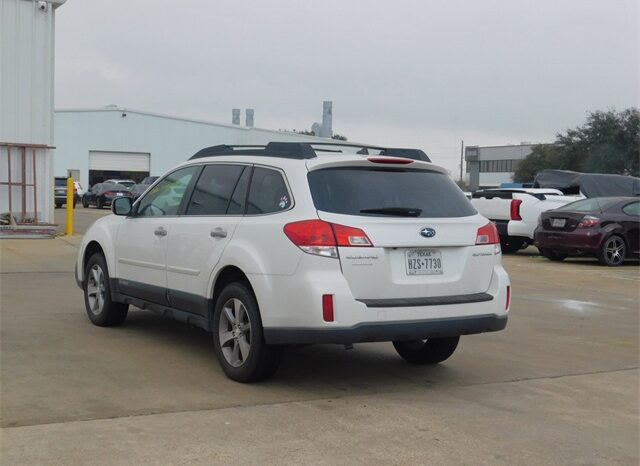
[76,142,510,382]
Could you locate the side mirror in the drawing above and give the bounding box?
[112,197,133,216]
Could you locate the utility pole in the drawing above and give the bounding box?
[459,140,464,183]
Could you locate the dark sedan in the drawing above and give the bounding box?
[534,197,639,266]
[129,176,159,201]
[82,183,133,209]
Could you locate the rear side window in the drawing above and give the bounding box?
[308,167,476,218]
[186,164,245,216]
[622,202,639,216]
[246,167,291,214]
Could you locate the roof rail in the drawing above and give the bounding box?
[188,141,430,162]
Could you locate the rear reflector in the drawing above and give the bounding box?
[322,294,334,322]
[510,199,522,221]
[475,222,500,245]
[506,286,511,311]
[367,156,414,165]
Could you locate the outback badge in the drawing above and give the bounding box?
[420,227,436,238]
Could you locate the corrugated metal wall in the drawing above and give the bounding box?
[0,0,59,223]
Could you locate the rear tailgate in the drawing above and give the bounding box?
[316,212,497,300]
[307,161,500,301]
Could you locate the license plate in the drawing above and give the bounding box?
[116,192,123,196]
[551,218,566,228]
[405,249,443,275]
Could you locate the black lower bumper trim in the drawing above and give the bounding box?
[263,314,507,345]
[357,292,493,308]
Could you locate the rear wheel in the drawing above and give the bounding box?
[96,197,104,209]
[540,248,567,262]
[393,336,460,364]
[82,197,89,208]
[598,235,626,266]
[84,253,128,326]
[212,282,282,382]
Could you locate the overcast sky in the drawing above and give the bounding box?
[55,0,639,175]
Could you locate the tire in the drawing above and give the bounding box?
[82,197,89,208]
[500,237,526,254]
[212,282,282,382]
[539,248,567,262]
[393,336,460,365]
[597,234,626,266]
[83,253,128,326]
[96,198,104,209]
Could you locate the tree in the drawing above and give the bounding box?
[513,108,639,182]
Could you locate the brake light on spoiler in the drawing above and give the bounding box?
[367,156,414,165]
[284,220,373,257]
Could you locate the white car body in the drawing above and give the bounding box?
[471,188,583,250]
[76,144,510,379]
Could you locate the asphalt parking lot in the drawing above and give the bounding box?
[1,208,638,465]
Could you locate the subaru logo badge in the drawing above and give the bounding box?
[420,227,436,238]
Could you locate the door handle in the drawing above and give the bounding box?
[154,227,167,237]
[210,228,227,238]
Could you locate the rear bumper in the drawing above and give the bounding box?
[264,314,508,345]
[534,228,603,253]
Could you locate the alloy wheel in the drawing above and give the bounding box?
[218,298,252,367]
[604,237,625,265]
[86,264,106,315]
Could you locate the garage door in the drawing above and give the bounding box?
[89,151,150,172]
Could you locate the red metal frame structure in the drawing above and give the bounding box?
[0,142,54,225]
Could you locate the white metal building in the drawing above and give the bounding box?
[465,143,537,189]
[1,0,65,225]
[54,107,345,187]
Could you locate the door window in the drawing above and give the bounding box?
[136,166,199,217]
[186,164,246,216]
[246,167,292,214]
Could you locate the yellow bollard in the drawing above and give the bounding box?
[66,177,74,236]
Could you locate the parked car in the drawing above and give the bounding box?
[103,179,136,189]
[470,188,582,253]
[82,183,133,209]
[54,177,77,208]
[74,181,85,200]
[76,142,510,383]
[535,197,639,266]
[129,176,159,201]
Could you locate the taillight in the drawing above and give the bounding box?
[283,220,373,257]
[577,215,599,228]
[506,286,511,311]
[104,191,113,196]
[367,156,414,165]
[510,199,522,221]
[476,222,500,245]
[331,224,372,247]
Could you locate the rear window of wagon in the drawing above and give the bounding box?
[307,167,476,218]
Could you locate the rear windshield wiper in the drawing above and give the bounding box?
[360,207,422,217]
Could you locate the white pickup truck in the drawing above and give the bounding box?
[470,188,582,253]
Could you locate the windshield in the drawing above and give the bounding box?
[54,178,67,187]
[308,167,476,218]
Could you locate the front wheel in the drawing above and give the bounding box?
[598,235,626,266]
[212,282,282,382]
[393,336,460,364]
[84,253,128,326]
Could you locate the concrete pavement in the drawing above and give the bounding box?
[0,212,638,465]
